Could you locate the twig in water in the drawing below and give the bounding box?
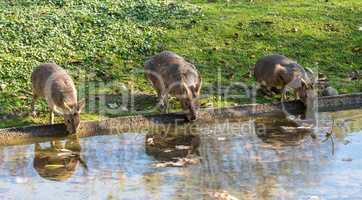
[322,120,335,155]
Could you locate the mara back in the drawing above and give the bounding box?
[145,51,200,96]
[31,63,77,108]
[254,54,308,88]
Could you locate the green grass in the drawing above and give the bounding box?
[0,0,361,128]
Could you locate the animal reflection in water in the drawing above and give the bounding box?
[33,136,87,181]
[254,117,312,146]
[145,127,200,162]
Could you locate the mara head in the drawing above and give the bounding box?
[63,99,85,134]
[180,97,197,121]
[298,79,315,105]
[180,85,200,121]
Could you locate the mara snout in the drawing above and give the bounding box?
[144,51,202,121]
[31,63,85,134]
[254,54,315,104]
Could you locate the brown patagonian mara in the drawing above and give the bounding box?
[31,63,85,134]
[144,51,202,121]
[254,54,315,105]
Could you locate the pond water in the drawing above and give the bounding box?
[1,110,362,200]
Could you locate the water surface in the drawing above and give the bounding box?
[1,110,362,200]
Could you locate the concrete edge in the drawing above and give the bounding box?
[1,93,362,146]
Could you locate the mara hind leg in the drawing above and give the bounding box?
[152,82,168,112]
[152,78,170,113]
[147,73,167,111]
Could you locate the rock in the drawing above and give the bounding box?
[321,86,339,96]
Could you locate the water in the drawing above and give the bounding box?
[1,110,362,200]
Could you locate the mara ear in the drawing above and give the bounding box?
[77,99,85,113]
[181,81,191,98]
[77,99,86,113]
[189,85,197,98]
[301,78,313,89]
[63,102,72,112]
[305,67,314,74]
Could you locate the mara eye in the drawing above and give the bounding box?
[67,119,72,123]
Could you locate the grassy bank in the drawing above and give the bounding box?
[0,0,361,128]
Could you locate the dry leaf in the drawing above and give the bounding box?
[17,95,28,100]
[352,47,362,53]
[153,158,199,168]
[211,191,239,200]
[0,83,6,91]
[308,196,321,200]
[147,138,154,145]
[175,145,191,150]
